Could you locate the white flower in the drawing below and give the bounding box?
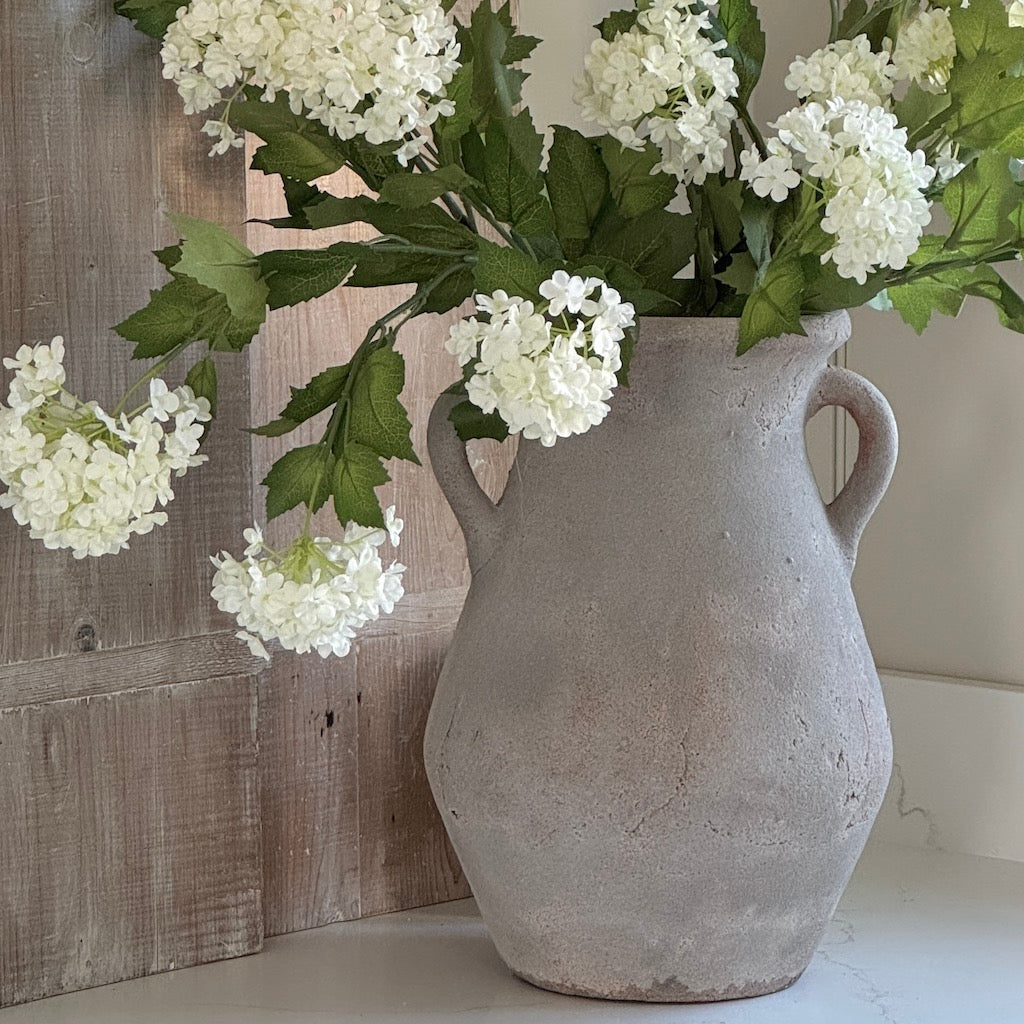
[891,8,957,94]
[211,511,407,660]
[0,337,212,558]
[162,0,461,164]
[1008,0,1024,28]
[785,36,896,107]
[762,100,935,284]
[739,139,802,202]
[933,139,966,184]
[574,2,739,185]
[446,274,635,447]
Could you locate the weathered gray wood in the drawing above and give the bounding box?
[259,653,361,937]
[247,0,517,937]
[0,631,266,710]
[0,0,252,669]
[0,2,264,1006]
[0,677,262,1007]
[357,629,470,918]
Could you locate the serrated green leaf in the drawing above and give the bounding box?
[257,247,359,309]
[738,252,805,353]
[347,347,419,463]
[418,267,476,314]
[169,213,269,322]
[435,60,477,162]
[449,398,511,443]
[466,2,533,126]
[263,445,335,520]
[597,9,639,41]
[184,356,217,417]
[281,365,350,425]
[715,0,765,105]
[472,240,548,299]
[702,174,745,255]
[546,127,609,260]
[800,258,885,312]
[588,207,697,297]
[717,251,758,296]
[333,443,390,528]
[598,139,678,219]
[113,0,181,38]
[942,151,1024,255]
[481,110,554,237]
[115,278,201,357]
[503,31,541,64]
[379,166,479,209]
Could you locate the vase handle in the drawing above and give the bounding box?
[806,365,899,571]
[428,393,503,574]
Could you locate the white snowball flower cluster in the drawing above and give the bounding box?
[0,337,211,558]
[161,0,460,162]
[743,100,935,284]
[210,511,406,660]
[574,1,739,184]
[785,36,896,107]
[445,272,636,447]
[891,7,957,94]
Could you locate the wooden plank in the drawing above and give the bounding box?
[0,631,267,711]
[0,676,262,1007]
[357,629,470,918]
[0,0,252,669]
[259,653,361,937]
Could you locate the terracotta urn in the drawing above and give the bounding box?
[424,311,897,1002]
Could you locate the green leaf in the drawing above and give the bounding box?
[417,267,476,315]
[472,239,548,299]
[836,0,894,48]
[379,166,479,209]
[836,0,869,37]
[168,213,269,322]
[263,445,335,520]
[465,2,534,127]
[115,278,201,357]
[738,252,806,354]
[715,0,765,105]
[800,259,886,312]
[333,443,391,528]
[184,356,218,417]
[942,151,1024,255]
[257,247,358,309]
[347,347,419,463]
[598,139,678,219]
[113,0,181,38]
[717,251,758,296]
[546,127,610,261]
[480,110,554,237]
[702,174,745,255]
[435,61,478,162]
[597,9,639,40]
[889,275,970,333]
[894,85,952,147]
[589,207,697,297]
[740,193,776,271]
[448,398,510,443]
[279,365,350,427]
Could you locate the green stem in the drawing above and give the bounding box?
[457,193,527,253]
[829,0,841,42]
[369,235,475,259]
[112,341,193,418]
[736,102,766,158]
[890,247,1021,287]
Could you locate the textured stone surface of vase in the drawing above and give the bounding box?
[425,311,897,1002]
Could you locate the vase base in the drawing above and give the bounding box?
[511,967,805,1004]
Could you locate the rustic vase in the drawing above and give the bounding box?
[424,311,897,1002]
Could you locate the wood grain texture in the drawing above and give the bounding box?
[250,0,517,937]
[0,0,252,669]
[259,653,361,937]
[357,629,470,918]
[0,677,262,1007]
[0,631,267,711]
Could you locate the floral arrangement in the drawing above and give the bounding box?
[4,0,1024,659]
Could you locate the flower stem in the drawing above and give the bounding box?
[829,0,841,42]
[112,341,193,418]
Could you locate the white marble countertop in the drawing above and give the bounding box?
[4,840,1023,1024]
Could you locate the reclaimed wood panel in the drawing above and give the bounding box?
[250,0,517,936]
[259,654,361,937]
[0,676,262,1007]
[0,0,252,669]
[357,629,470,918]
